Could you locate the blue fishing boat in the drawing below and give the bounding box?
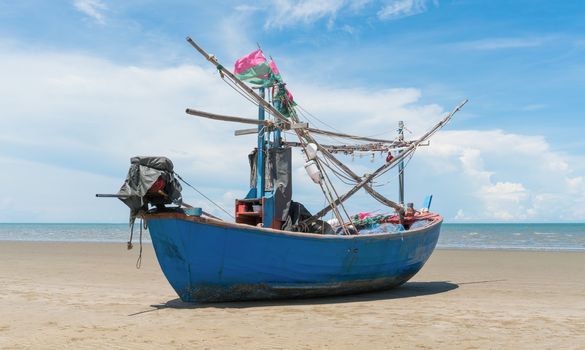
[102,37,467,303]
[146,212,442,302]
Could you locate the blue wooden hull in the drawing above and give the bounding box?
[145,213,442,302]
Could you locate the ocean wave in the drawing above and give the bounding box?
[437,244,585,252]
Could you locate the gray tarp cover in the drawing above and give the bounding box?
[268,148,292,222]
[248,147,292,222]
[117,156,182,225]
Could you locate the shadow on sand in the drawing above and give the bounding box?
[129,280,462,316]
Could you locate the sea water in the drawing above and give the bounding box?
[0,223,584,251]
[440,223,585,251]
[0,223,150,243]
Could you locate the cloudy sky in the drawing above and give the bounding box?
[1,0,584,223]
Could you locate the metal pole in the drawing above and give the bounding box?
[272,93,282,148]
[256,87,266,198]
[398,121,405,205]
[95,194,132,198]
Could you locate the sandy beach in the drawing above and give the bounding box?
[0,242,583,349]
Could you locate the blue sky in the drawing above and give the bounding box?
[1,0,584,223]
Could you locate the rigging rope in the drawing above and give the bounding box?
[296,103,344,133]
[127,221,135,251]
[320,157,358,185]
[372,149,416,187]
[213,55,410,225]
[136,218,144,269]
[221,75,262,108]
[175,173,235,219]
[369,148,416,184]
[127,218,144,269]
[320,165,353,231]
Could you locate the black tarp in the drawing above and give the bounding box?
[248,149,257,189]
[281,201,334,234]
[117,156,182,225]
[268,147,292,222]
[248,147,293,222]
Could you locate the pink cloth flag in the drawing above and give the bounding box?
[234,49,268,75]
[269,60,280,76]
[234,50,282,86]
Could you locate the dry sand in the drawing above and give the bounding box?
[0,242,584,349]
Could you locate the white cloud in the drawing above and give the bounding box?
[0,156,126,222]
[453,147,528,220]
[520,104,547,111]
[73,0,107,24]
[566,176,585,195]
[422,129,585,221]
[349,0,374,11]
[454,209,466,220]
[1,43,447,222]
[262,0,431,29]
[218,6,258,58]
[482,182,527,202]
[264,0,345,29]
[341,24,356,35]
[460,37,547,50]
[2,42,585,223]
[0,46,261,221]
[377,0,436,20]
[290,85,443,136]
[459,148,492,183]
[480,182,528,220]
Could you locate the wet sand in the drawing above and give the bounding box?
[0,242,584,349]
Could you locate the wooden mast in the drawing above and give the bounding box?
[186,108,270,126]
[186,38,291,127]
[184,37,467,227]
[185,37,353,227]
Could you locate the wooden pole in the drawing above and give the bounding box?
[314,141,404,212]
[283,141,411,151]
[185,108,269,126]
[185,37,348,225]
[398,120,405,205]
[186,107,396,143]
[256,87,266,198]
[186,37,291,127]
[305,127,396,143]
[185,37,412,219]
[304,99,468,224]
[95,194,132,198]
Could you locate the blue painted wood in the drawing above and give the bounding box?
[422,195,433,211]
[256,87,266,198]
[244,187,256,199]
[146,213,442,302]
[262,195,274,227]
